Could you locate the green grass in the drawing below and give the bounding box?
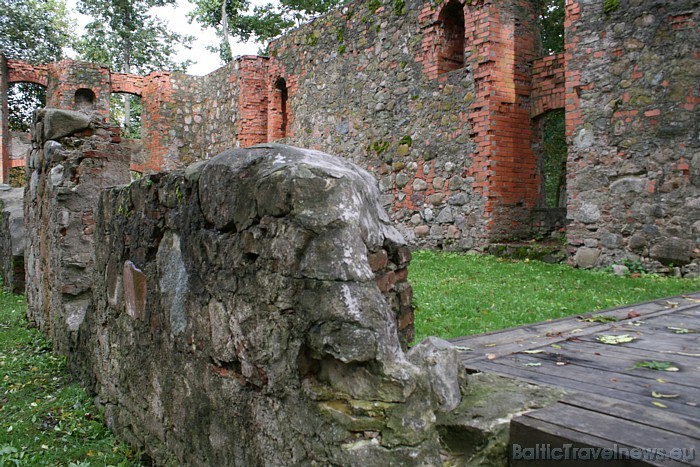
[411,250,700,341]
[0,291,139,466]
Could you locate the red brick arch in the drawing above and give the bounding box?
[7,60,49,87]
[110,73,144,96]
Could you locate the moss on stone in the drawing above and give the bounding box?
[603,0,619,15]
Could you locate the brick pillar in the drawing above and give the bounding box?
[236,56,269,148]
[0,55,9,183]
[463,0,541,239]
[140,72,174,172]
[564,0,582,140]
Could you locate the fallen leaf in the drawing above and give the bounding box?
[453,346,472,352]
[651,401,667,408]
[581,315,618,323]
[556,361,567,366]
[486,353,497,360]
[651,391,679,399]
[523,363,542,367]
[626,311,641,319]
[520,349,546,354]
[664,301,679,308]
[656,378,666,383]
[485,343,497,348]
[682,296,700,302]
[633,361,679,372]
[667,327,696,334]
[596,334,636,345]
[551,344,562,349]
[687,402,698,407]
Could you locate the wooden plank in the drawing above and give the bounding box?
[453,303,698,362]
[510,417,646,467]
[521,403,699,465]
[574,329,700,355]
[528,341,700,387]
[560,392,700,440]
[467,359,700,414]
[510,411,695,467]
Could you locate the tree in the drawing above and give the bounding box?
[0,0,74,131]
[189,0,341,61]
[74,0,194,135]
[539,0,564,54]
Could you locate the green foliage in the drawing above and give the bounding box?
[410,251,700,341]
[603,0,620,15]
[623,258,648,275]
[338,44,347,54]
[399,135,413,147]
[189,0,342,60]
[0,289,139,465]
[305,32,320,46]
[8,167,26,188]
[7,83,45,132]
[540,109,567,208]
[0,0,73,63]
[367,140,390,154]
[75,0,193,75]
[539,0,564,54]
[335,27,345,43]
[111,94,143,139]
[367,0,382,13]
[393,0,406,15]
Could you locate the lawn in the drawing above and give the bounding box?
[3,252,700,464]
[0,291,139,466]
[410,250,700,341]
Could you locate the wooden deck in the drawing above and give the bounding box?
[450,293,700,466]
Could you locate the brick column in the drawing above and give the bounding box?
[236,56,269,148]
[0,55,9,183]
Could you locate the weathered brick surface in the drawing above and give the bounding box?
[565,0,700,273]
[0,56,8,183]
[531,53,565,118]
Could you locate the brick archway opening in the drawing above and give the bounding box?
[437,0,465,75]
[74,88,96,112]
[270,77,288,140]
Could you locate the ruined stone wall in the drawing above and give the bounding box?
[70,145,449,465]
[25,109,130,352]
[263,0,542,248]
[132,62,244,173]
[565,0,700,273]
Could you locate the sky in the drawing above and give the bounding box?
[65,0,265,76]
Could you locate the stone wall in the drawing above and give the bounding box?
[67,144,450,465]
[24,109,130,353]
[0,186,25,293]
[565,0,700,273]
[264,0,543,248]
